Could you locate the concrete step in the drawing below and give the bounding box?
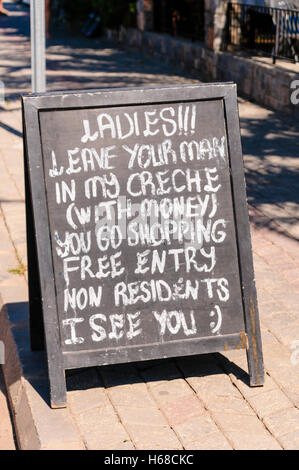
[0,367,16,450]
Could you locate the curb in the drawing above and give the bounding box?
[0,297,85,450]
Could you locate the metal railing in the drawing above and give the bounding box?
[226,2,299,63]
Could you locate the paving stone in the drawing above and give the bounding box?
[41,441,86,450]
[280,268,299,283]
[278,430,299,450]
[0,283,28,305]
[68,387,109,415]
[75,403,120,429]
[78,409,131,450]
[259,302,285,318]
[150,378,194,403]
[230,374,278,399]
[269,371,299,396]
[247,389,293,419]
[159,394,206,426]
[262,312,298,336]
[224,431,281,450]
[184,432,232,450]
[186,373,242,404]
[218,350,249,376]
[283,388,299,408]
[173,415,219,445]
[107,382,156,408]
[126,424,182,450]
[256,289,275,305]
[263,408,299,438]
[116,405,168,427]
[289,279,299,291]
[204,395,255,416]
[260,328,280,345]
[115,441,135,450]
[211,411,270,435]
[264,232,298,257]
[272,323,299,346]
[264,356,299,392]
[280,297,299,313]
[75,403,133,449]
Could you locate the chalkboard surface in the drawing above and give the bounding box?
[22,83,264,408]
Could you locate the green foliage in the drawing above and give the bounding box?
[62,0,137,29]
[8,262,27,276]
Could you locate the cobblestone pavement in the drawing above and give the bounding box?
[0,0,299,450]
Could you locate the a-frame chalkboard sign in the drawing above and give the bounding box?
[22,83,264,409]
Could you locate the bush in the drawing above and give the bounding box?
[62,0,137,29]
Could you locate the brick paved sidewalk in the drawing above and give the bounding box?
[0,0,298,450]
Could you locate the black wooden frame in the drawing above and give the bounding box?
[22,83,264,408]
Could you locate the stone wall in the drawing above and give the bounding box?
[106,27,299,118]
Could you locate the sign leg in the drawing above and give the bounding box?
[23,121,45,351]
[246,298,264,387]
[49,369,67,409]
[26,207,45,351]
